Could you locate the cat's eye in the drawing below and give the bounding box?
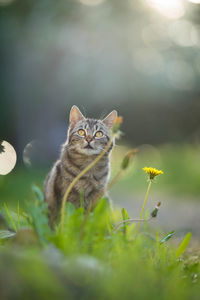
[78,129,85,137]
[95,131,103,138]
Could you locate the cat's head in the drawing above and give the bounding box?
[67,106,117,156]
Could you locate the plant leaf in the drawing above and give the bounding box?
[17,201,20,230]
[0,230,16,239]
[121,208,130,222]
[159,230,175,244]
[32,184,44,202]
[176,232,192,258]
[4,203,17,232]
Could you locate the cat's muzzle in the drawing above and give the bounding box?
[84,143,94,149]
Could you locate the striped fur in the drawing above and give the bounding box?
[44,106,117,227]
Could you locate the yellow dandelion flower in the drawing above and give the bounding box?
[142,167,164,180]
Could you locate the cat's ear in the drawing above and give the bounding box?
[69,105,85,128]
[102,110,118,129]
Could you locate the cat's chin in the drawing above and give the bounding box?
[78,148,101,156]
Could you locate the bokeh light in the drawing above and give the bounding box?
[0,0,15,6]
[133,48,164,75]
[1,0,200,155]
[188,0,200,3]
[142,24,171,50]
[168,20,199,47]
[146,0,185,19]
[23,140,46,168]
[78,0,106,6]
[195,54,200,74]
[0,141,17,175]
[166,60,196,90]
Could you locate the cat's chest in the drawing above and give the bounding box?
[75,166,108,193]
[84,169,107,186]
[62,154,109,193]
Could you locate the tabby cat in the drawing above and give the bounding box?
[44,105,117,227]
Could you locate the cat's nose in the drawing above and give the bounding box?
[85,135,93,143]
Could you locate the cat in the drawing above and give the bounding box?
[44,105,117,227]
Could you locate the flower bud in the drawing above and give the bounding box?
[151,202,161,218]
[121,149,138,170]
[112,116,123,134]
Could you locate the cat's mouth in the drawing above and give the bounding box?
[84,144,94,150]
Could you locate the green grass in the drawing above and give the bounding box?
[0,167,47,207]
[0,187,199,299]
[0,145,200,210]
[0,144,199,299]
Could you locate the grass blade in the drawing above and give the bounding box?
[159,230,175,244]
[121,208,130,235]
[4,203,17,232]
[32,184,44,202]
[176,232,192,258]
[17,201,20,230]
[121,208,130,222]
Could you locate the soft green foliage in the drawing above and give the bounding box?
[176,233,192,258]
[121,207,130,234]
[26,185,52,244]
[1,145,200,209]
[159,230,175,244]
[0,145,199,299]
[0,186,199,300]
[3,203,17,232]
[121,207,130,221]
[112,144,200,197]
[0,167,47,206]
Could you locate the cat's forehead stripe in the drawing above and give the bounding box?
[86,119,98,129]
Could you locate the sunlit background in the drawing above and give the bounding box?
[1,0,200,235]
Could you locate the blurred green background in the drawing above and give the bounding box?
[1,0,200,235]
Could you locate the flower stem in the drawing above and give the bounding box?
[135,180,152,236]
[114,216,152,232]
[60,138,113,232]
[106,169,123,190]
